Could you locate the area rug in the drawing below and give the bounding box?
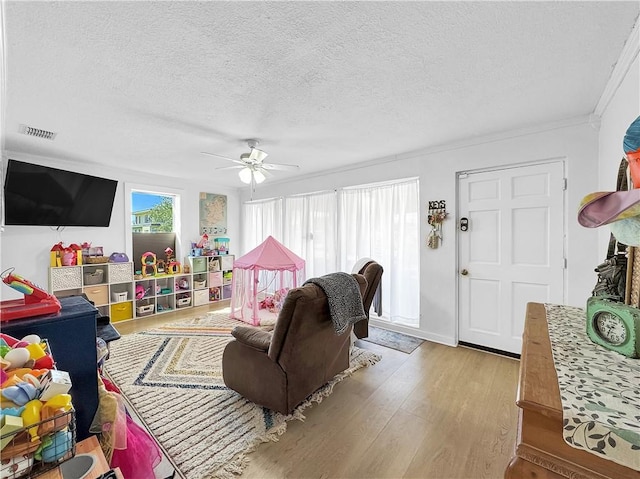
[362,325,424,354]
[104,310,381,479]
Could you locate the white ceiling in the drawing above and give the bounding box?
[3,1,639,186]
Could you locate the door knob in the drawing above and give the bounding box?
[461,269,469,276]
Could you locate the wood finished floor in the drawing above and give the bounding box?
[114,304,520,479]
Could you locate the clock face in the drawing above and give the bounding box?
[594,312,628,345]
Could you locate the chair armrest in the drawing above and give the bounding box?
[231,326,272,352]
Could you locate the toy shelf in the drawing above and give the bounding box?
[49,263,134,321]
[49,255,234,323]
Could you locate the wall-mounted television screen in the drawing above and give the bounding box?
[3,159,118,227]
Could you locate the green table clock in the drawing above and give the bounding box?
[586,296,640,358]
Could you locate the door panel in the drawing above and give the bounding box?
[458,161,565,354]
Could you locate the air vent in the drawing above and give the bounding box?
[19,124,57,140]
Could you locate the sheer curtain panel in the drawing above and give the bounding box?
[284,191,338,279]
[340,179,420,326]
[242,198,283,254]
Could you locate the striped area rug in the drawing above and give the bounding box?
[105,310,381,479]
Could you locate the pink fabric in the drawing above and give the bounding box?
[102,373,162,478]
[110,414,162,479]
[233,236,305,271]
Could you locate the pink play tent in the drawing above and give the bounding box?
[230,236,305,326]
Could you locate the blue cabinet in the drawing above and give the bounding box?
[2,296,98,441]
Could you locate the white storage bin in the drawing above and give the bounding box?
[111,291,128,302]
[177,297,192,308]
[136,304,155,315]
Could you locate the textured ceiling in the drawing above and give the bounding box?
[3,1,639,186]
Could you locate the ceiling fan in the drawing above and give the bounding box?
[201,139,300,185]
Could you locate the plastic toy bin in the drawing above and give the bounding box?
[111,291,128,302]
[136,303,155,316]
[177,297,191,308]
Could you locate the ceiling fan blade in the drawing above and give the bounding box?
[248,147,268,163]
[201,151,244,164]
[256,166,273,178]
[215,165,246,171]
[261,163,300,171]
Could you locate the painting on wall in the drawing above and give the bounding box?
[199,192,227,235]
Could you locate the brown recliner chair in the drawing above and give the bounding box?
[353,260,383,339]
[222,274,367,415]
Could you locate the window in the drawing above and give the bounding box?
[340,179,420,326]
[125,184,182,275]
[284,191,337,278]
[243,178,419,326]
[242,197,283,253]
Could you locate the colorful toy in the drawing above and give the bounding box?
[196,233,209,249]
[21,399,43,441]
[39,429,73,462]
[109,252,129,263]
[135,285,145,300]
[0,269,61,322]
[167,261,181,274]
[141,252,157,277]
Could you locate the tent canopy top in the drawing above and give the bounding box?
[233,236,305,272]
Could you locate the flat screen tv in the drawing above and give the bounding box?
[3,159,118,227]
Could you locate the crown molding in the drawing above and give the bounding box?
[594,16,640,116]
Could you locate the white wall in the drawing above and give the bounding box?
[0,151,240,301]
[241,119,600,345]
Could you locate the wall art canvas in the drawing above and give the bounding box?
[199,193,227,235]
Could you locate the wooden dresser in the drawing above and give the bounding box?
[504,302,640,479]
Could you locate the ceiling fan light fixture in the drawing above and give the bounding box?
[253,170,266,184]
[238,167,253,184]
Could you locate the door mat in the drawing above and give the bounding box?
[362,325,424,354]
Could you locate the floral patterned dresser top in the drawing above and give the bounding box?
[545,303,640,471]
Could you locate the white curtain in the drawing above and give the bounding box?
[340,179,420,326]
[284,191,337,279]
[242,198,283,254]
[242,179,420,327]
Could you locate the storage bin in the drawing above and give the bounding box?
[82,285,109,306]
[111,291,128,302]
[0,406,76,478]
[209,272,223,287]
[83,269,104,285]
[191,257,207,273]
[136,304,155,316]
[177,297,191,308]
[193,289,209,306]
[110,302,133,322]
[194,279,206,289]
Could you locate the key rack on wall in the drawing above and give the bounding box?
[427,200,448,249]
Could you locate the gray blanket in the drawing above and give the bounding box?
[304,272,367,335]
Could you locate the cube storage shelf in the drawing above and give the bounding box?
[49,262,135,322]
[49,255,235,323]
[134,272,193,316]
[187,255,234,306]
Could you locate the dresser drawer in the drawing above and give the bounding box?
[110,302,133,322]
[83,285,109,306]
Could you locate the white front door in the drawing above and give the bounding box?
[457,161,565,354]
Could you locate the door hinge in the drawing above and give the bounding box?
[563,257,567,269]
[562,178,567,190]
